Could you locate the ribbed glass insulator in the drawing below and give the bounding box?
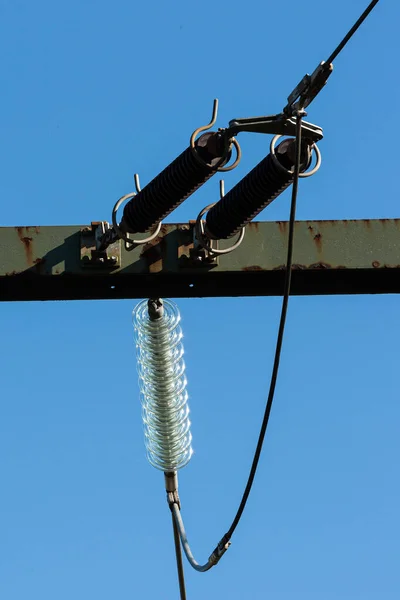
[133,299,193,472]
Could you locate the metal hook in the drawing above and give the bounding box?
[217,137,242,172]
[190,99,219,150]
[134,173,141,193]
[111,192,162,249]
[219,179,225,199]
[194,202,245,256]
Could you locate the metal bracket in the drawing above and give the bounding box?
[80,223,121,268]
[188,227,219,267]
[283,61,334,116]
[226,114,323,142]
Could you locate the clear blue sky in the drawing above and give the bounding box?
[1,1,398,598]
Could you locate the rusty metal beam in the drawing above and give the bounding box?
[1,219,400,301]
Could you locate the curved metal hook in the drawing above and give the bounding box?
[134,173,141,193]
[190,99,219,150]
[112,192,162,249]
[217,137,242,173]
[195,202,245,256]
[219,179,225,199]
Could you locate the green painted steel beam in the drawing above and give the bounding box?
[1,219,400,301]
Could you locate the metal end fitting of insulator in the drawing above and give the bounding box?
[165,472,181,509]
[204,138,312,240]
[148,298,164,321]
[164,471,179,493]
[120,132,232,234]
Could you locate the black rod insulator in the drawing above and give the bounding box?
[205,139,311,240]
[120,133,231,234]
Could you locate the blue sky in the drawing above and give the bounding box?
[1,1,399,598]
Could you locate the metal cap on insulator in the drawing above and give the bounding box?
[204,138,312,240]
[164,471,179,493]
[275,138,311,171]
[120,132,232,235]
[148,298,164,321]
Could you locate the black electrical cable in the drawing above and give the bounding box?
[172,514,187,600]
[325,0,380,65]
[222,112,305,543]
[218,0,381,549]
[170,114,304,571]
[168,0,381,574]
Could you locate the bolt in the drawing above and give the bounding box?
[179,225,189,231]
[98,257,105,263]
[82,255,90,263]
[110,256,117,262]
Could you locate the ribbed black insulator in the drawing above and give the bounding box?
[205,138,311,240]
[121,132,231,233]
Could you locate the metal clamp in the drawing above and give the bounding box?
[283,61,334,116]
[80,223,121,268]
[270,134,322,178]
[208,536,231,567]
[226,114,323,143]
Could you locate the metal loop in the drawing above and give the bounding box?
[195,201,245,256]
[112,192,162,248]
[270,134,322,178]
[217,137,242,172]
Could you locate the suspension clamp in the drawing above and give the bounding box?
[225,114,323,142]
[283,61,334,116]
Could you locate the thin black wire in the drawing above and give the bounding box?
[221,0,381,545]
[223,113,304,541]
[172,514,187,600]
[325,0,380,65]
[167,116,304,575]
[167,0,381,574]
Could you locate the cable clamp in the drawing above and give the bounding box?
[283,61,333,116]
[208,534,231,567]
[167,490,181,511]
[225,114,323,143]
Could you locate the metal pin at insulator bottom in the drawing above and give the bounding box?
[205,138,312,240]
